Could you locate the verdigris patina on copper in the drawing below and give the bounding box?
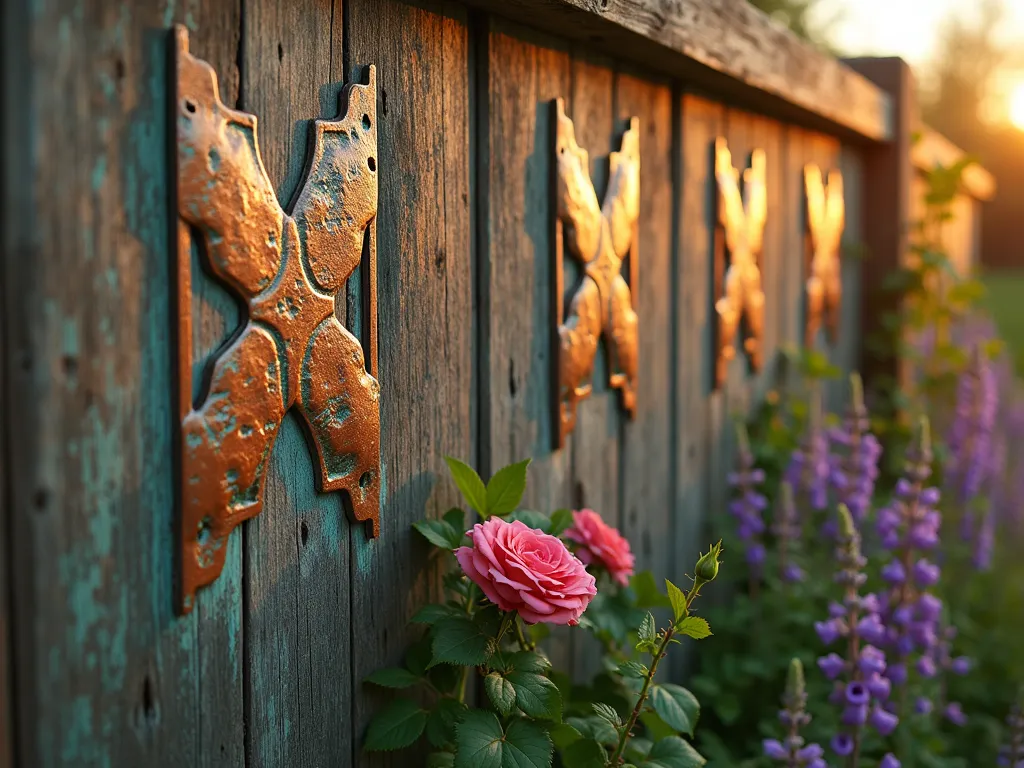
[804,163,845,346]
[552,98,640,448]
[714,138,767,388]
[173,26,380,614]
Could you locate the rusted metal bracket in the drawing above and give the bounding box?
[552,98,640,448]
[804,164,845,347]
[713,138,767,388]
[172,26,380,614]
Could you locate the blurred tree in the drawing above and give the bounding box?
[922,0,1013,147]
[922,0,1024,272]
[746,0,842,51]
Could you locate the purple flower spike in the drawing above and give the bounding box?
[881,561,906,584]
[867,675,892,700]
[880,753,901,768]
[869,705,899,736]
[829,374,882,523]
[951,656,971,675]
[914,697,933,715]
[729,423,768,582]
[763,739,788,760]
[786,387,831,516]
[947,345,998,504]
[944,702,968,726]
[763,659,826,767]
[842,703,869,726]
[818,653,846,680]
[815,619,844,646]
[830,733,854,757]
[912,558,940,587]
[845,682,870,706]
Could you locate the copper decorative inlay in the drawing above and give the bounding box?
[804,164,845,346]
[713,138,767,388]
[173,26,380,614]
[552,98,640,447]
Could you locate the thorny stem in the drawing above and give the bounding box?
[610,583,704,765]
[514,616,536,652]
[457,585,477,703]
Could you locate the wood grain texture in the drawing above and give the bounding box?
[615,69,674,596]
[836,146,865,391]
[4,2,244,765]
[238,1,356,764]
[0,7,20,763]
[481,21,574,671]
[346,2,473,764]
[672,95,723,680]
[566,49,620,683]
[457,0,891,142]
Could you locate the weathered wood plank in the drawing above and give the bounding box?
[0,4,27,765]
[482,20,574,672]
[567,49,619,683]
[346,2,473,763]
[457,0,891,142]
[837,146,865,384]
[238,2,356,764]
[614,69,674,590]
[672,94,724,677]
[4,2,244,765]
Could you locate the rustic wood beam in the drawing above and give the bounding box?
[459,0,893,142]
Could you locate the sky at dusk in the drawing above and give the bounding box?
[817,0,1024,67]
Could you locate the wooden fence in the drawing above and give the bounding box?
[0,1,992,766]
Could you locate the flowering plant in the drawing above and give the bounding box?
[362,456,723,767]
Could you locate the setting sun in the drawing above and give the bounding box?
[1010,82,1024,130]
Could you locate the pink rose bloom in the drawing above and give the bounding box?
[455,518,596,625]
[565,508,635,586]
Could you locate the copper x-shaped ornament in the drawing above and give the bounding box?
[713,138,767,388]
[803,164,845,346]
[552,98,640,448]
[173,27,381,614]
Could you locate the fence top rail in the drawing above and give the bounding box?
[464,0,894,143]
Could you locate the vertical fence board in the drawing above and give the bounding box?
[672,93,724,676]
[567,51,618,682]
[837,146,865,380]
[238,2,355,765]
[615,71,674,589]
[4,2,244,765]
[346,2,473,763]
[482,21,574,670]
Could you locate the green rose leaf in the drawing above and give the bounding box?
[413,518,463,549]
[549,508,575,536]
[641,736,706,768]
[363,698,428,752]
[649,684,700,737]
[566,716,619,746]
[676,616,712,640]
[591,702,622,728]
[665,579,688,622]
[618,661,648,678]
[454,710,553,768]
[427,698,468,749]
[636,612,658,653]
[412,603,463,625]
[631,571,672,608]
[444,507,468,536]
[431,617,492,667]
[560,737,607,768]
[486,459,532,516]
[485,672,517,717]
[445,456,488,515]
[507,669,562,721]
[428,752,456,768]
[509,650,551,673]
[365,667,421,689]
[549,722,583,749]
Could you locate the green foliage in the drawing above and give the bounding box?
[365,457,721,766]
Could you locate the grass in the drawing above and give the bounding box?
[980,269,1024,376]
